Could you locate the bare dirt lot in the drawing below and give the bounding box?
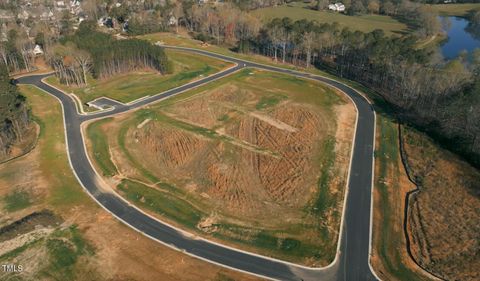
[87,69,356,266]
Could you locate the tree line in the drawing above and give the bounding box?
[243,18,480,167]
[48,21,172,86]
[0,29,36,73]
[82,0,441,40]
[466,9,480,39]
[0,63,30,159]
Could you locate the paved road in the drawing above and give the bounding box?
[18,47,377,281]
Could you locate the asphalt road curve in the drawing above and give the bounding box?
[18,46,377,281]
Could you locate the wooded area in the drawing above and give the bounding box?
[0,29,36,73]
[238,18,480,168]
[0,63,30,159]
[48,22,172,86]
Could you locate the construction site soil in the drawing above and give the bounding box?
[88,69,356,265]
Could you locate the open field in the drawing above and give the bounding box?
[402,126,480,281]
[0,85,261,281]
[250,2,409,35]
[430,3,480,16]
[86,68,356,266]
[45,49,231,105]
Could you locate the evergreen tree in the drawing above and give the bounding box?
[0,63,30,158]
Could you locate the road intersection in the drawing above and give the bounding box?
[19,47,378,281]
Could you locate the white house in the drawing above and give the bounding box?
[97,17,105,27]
[33,44,44,56]
[328,3,346,12]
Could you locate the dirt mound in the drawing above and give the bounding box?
[164,84,256,129]
[128,100,326,215]
[0,210,62,243]
[134,124,207,170]
[235,105,322,204]
[202,142,267,211]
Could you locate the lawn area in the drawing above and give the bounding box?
[87,118,117,177]
[251,3,409,35]
[45,49,231,105]
[3,190,31,212]
[430,3,480,16]
[41,226,96,280]
[86,68,354,266]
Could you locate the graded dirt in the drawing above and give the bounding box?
[88,69,356,266]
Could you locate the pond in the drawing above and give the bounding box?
[440,16,480,60]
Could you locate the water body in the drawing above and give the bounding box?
[440,16,480,60]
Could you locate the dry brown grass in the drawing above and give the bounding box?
[403,127,480,281]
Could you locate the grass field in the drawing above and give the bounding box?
[430,3,480,16]
[251,2,409,35]
[45,49,231,105]
[2,190,31,212]
[87,117,117,177]
[86,68,355,266]
[42,226,96,280]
